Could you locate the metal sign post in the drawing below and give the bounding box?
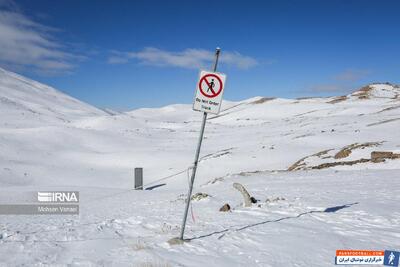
[179,48,221,241]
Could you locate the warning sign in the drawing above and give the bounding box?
[193,70,226,114]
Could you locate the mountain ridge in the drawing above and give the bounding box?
[0,67,106,128]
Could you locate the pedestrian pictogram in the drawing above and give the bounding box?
[199,74,223,98]
[193,70,226,114]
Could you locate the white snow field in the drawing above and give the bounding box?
[0,67,399,266]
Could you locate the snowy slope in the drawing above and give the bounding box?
[0,67,105,128]
[0,69,399,266]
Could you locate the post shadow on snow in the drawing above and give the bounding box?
[145,183,166,190]
[186,202,359,241]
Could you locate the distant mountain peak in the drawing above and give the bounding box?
[350,83,400,100]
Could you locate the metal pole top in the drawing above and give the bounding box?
[213,48,221,72]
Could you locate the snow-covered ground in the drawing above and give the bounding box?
[0,67,399,266]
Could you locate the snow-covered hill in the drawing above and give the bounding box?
[0,69,399,266]
[0,67,105,128]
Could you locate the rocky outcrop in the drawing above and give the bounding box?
[334,142,382,159]
[371,151,400,163]
[311,158,371,169]
[219,203,231,212]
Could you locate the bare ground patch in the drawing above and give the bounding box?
[351,85,373,99]
[327,95,347,104]
[334,142,382,159]
[288,147,400,171]
[250,97,275,104]
[287,149,333,171]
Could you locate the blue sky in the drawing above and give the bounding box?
[0,0,399,110]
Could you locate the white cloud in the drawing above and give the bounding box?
[308,84,350,93]
[108,47,258,69]
[335,69,371,82]
[107,55,130,65]
[307,69,372,94]
[0,3,79,74]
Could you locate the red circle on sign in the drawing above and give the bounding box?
[198,74,223,98]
